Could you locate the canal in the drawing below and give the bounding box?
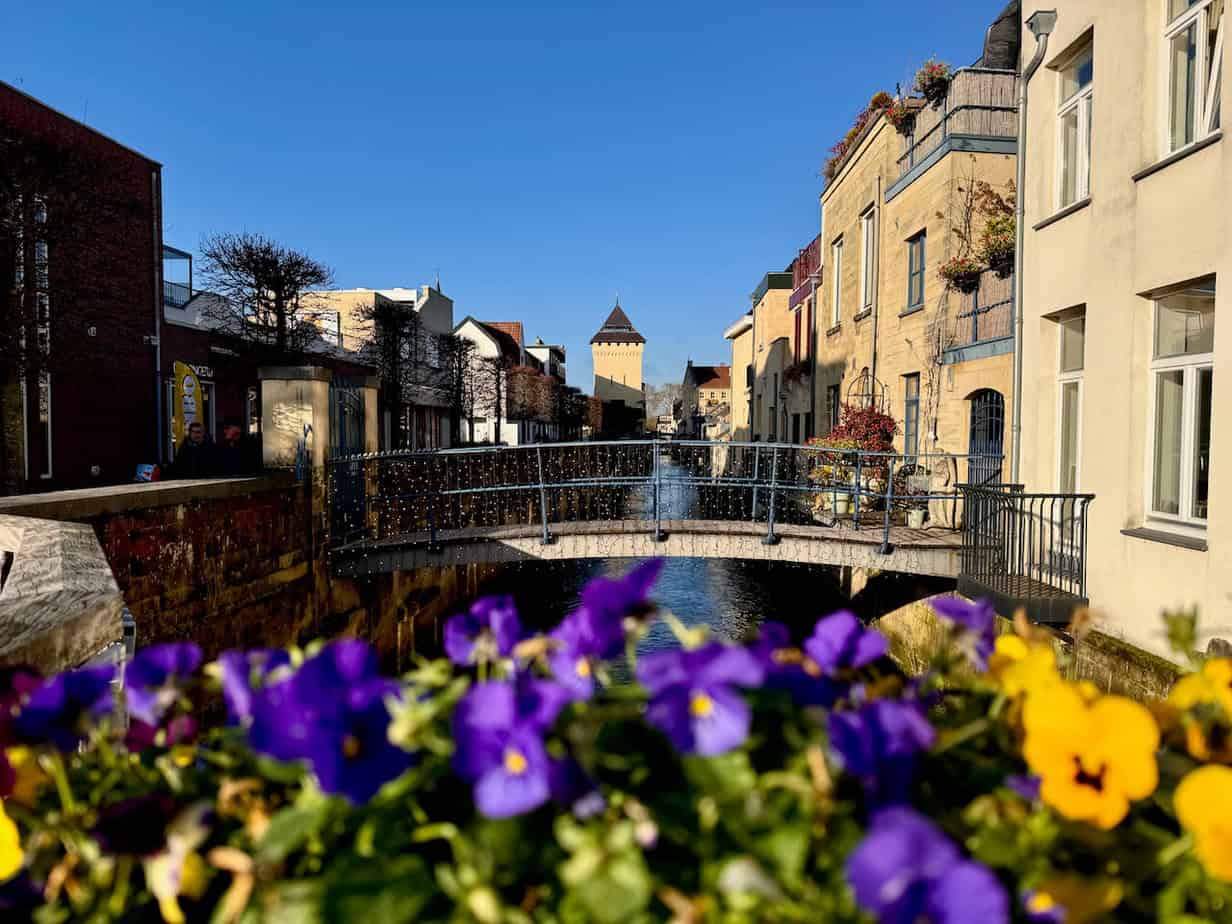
[461,452,852,650]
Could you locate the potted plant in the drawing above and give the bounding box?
[807,436,859,519]
[885,98,916,135]
[914,59,952,106]
[939,254,984,294]
[979,213,1015,278]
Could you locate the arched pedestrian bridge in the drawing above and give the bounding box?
[327,440,1092,622]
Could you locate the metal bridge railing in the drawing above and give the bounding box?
[326,439,1005,557]
[957,483,1095,623]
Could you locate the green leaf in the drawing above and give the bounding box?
[321,855,435,924]
[683,751,757,803]
[569,851,652,924]
[257,793,334,865]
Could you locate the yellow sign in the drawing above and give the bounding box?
[172,361,203,447]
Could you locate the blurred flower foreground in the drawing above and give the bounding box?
[0,560,1230,923]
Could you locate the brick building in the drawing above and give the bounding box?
[0,80,164,491]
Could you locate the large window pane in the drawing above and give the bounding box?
[1209,1,1224,130]
[1059,381,1081,493]
[1193,368,1212,519]
[1061,47,1093,101]
[1060,107,1079,206]
[1153,370,1185,515]
[1060,316,1085,371]
[1172,0,1200,20]
[1171,24,1198,149]
[1155,292,1215,356]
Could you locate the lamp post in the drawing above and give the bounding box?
[1011,9,1057,483]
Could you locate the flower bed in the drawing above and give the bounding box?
[0,567,1230,922]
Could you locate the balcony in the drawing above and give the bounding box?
[163,279,192,309]
[889,68,1017,195]
[944,270,1013,363]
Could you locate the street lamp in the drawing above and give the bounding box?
[1011,9,1057,483]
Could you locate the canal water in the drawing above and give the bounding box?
[467,452,850,651]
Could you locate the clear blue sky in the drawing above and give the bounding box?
[7,0,1004,389]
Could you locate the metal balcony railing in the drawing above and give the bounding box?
[163,280,192,308]
[897,68,1017,181]
[957,484,1095,624]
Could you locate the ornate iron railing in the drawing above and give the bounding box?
[957,484,1095,624]
[326,440,1003,556]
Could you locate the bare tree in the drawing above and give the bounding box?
[199,232,332,358]
[0,131,148,491]
[644,383,683,418]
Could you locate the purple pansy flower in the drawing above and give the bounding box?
[444,595,522,666]
[804,610,888,674]
[930,596,997,670]
[637,643,764,756]
[847,806,1009,924]
[753,623,840,707]
[124,714,199,752]
[578,559,664,639]
[92,793,178,857]
[15,665,115,752]
[218,648,291,725]
[248,640,414,804]
[453,679,569,818]
[548,757,606,819]
[124,642,202,726]
[828,698,936,807]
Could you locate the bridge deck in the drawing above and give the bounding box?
[330,519,962,578]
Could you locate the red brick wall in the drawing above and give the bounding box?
[0,81,162,490]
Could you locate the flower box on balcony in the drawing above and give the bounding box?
[914,59,952,107]
[939,255,984,294]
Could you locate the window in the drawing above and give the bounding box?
[1057,314,1085,493]
[830,237,843,327]
[1167,0,1223,152]
[794,308,802,363]
[907,231,926,310]
[860,207,876,313]
[1057,42,1093,207]
[827,384,841,431]
[1149,285,1214,524]
[903,373,920,459]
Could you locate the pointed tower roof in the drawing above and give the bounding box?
[590,304,645,344]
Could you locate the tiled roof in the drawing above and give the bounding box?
[477,321,524,365]
[590,305,645,344]
[689,365,731,390]
[484,320,524,347]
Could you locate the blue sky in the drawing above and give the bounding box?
[7,0,1004,388]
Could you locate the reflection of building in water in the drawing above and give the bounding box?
[590,302,646,412]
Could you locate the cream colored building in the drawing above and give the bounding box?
[679,363,731,439]
[815,66,1018,490]
[308,285,455,449]
[745,271,795,441]
[1018,0,1228,656]
[724,313,754,441]
[590,304,645,411]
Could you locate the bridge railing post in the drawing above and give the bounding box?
[853,451,862,530]
[763,447,780,546]
[879,456,896,555]
[751,446,761,524]
[652,440,665,541]
[536,446,553,545]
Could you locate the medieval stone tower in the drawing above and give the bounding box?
[590,303,645,410]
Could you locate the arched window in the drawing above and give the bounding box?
[968,389,1005,485]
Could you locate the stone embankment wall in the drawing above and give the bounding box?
[0,474,488,668]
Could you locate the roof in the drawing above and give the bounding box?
[485,320,524,348]
[686,364,731,390]
[724,312,753,340]
[751,272,794,306]
[476,321,524,365]
[590,304,645,344]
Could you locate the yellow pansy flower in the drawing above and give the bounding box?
[1175,765,1232,882]
[1169,658,1232,714]
[1022,682,1159,829]
[988,635,1060,697]
[0,800,22,882]
[3,747,45,807]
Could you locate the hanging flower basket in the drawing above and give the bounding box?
[979,213,1016,279]
[885,99,916,135]
[939,255,983,294]
[914,59,952,107]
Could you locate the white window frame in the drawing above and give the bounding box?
[1145,298,1214,529]
[1055,314,1085,493]
[1164,0,1224,154]
[830,237,843,327]
[1056,43,1093,209]
[859,206,876,314]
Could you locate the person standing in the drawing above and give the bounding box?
[171,421,214,479]
[214,416,259,477]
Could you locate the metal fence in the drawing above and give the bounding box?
[958,484,1095,623]
[327,439,1005,555]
